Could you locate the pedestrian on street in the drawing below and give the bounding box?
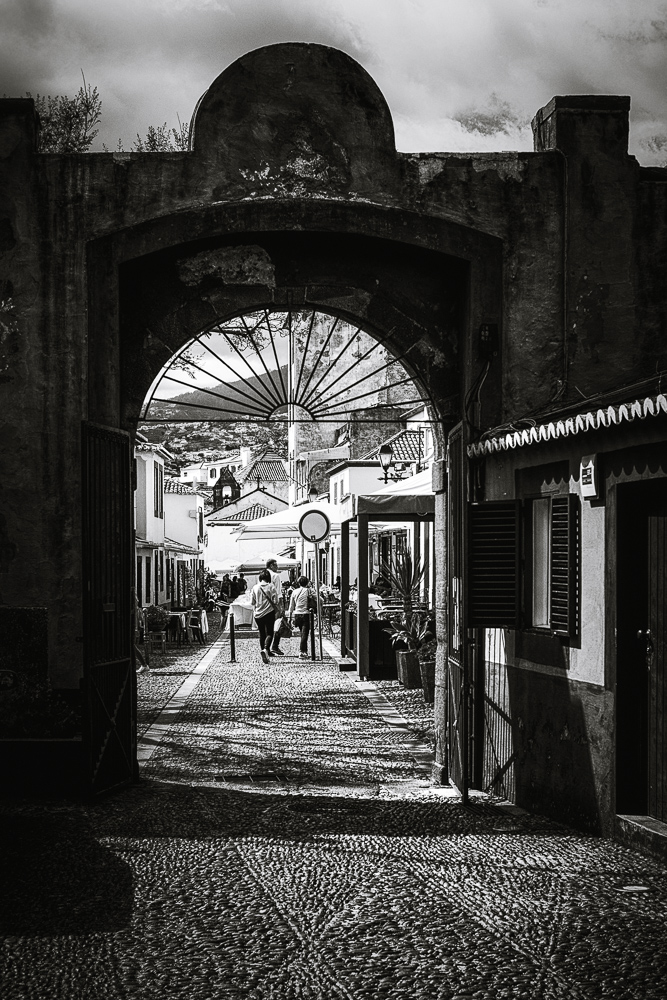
[288,575,312,659]
[251,570,279,663]
[238,573,247,595]
[266,557,285,656]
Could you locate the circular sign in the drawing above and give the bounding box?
[298,509,330,542]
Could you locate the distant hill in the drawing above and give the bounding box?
[148,364,289,422]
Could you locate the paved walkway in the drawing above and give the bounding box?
[2,637,667,999]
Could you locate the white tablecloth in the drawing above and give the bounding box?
[198,609,209,636]
[223,597,254,630]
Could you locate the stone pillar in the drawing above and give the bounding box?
[431,458,448,783]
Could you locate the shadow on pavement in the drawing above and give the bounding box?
[0,811,134,936]
[87,778,568,843]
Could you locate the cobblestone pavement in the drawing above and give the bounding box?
[2,638,667,1000]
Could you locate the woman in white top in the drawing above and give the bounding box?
[251,570,279,663]
[288,575,312,658]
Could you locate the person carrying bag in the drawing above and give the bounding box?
[250,570,280,663]
[288,575,313,659]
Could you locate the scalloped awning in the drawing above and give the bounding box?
[469,393,667,458]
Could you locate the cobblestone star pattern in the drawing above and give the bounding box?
[1,641,666,999]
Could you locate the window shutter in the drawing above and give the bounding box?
[550,494,579,637]
[467,501,521,628]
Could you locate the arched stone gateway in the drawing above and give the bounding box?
[2,45,666,830]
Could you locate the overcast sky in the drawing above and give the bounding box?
[2,0,666,164]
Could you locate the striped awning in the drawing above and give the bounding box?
[469,393,667,457]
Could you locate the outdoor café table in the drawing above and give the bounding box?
[167,611,187,644]
[320,602,340,633]
[223,595,254,630]
[186,608,209,643]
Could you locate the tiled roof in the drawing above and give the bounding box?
[237,451,288,483]
[363,429,423,464]
[164,478,196,495]
[210,503,273,523]
[468,393,667,457]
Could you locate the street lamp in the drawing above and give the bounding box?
[308,484,318,502]
[378,443,393,483]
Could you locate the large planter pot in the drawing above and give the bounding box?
[419,659,436,703]
[396,650,422,689]
[346,612,397,680]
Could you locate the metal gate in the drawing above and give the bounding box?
[81,421,136,796]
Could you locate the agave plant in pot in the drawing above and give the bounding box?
[385,613,434,689]
[381,548,431,689]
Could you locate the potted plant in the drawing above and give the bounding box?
[417,637,437,703]
[143,604,170,631]
[380,547,430,688]
[385,613,434,689]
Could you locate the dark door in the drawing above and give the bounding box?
[616,480,667,820]
[82,421,136,796]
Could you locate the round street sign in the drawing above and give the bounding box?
[298,509,330,542]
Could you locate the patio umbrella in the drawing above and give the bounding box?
[233,502,346,540]
[236,552,300,572]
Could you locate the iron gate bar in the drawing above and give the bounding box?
[264,310,288,402]
[166,351,272,413]
[196,327,278,410]
[307,341,419,411]
[239,313,284,409]
[311,377,424,416]
[292,309,317,403]
[224,319,283,410]
[299,317,359,408]
[158,375,271,418]
[305,338,384,410]
[296,314,341,407]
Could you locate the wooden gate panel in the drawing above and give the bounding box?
[648,489,667,822]
[82,422,135,796]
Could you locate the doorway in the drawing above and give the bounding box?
[616,479,667,821]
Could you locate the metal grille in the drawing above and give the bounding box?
[482,627,516,798]
[550,494,579,637]
[468,501,521,628]
[82,422,135,796]
[140,309,432,425]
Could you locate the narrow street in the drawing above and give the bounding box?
[2,637,667,1000]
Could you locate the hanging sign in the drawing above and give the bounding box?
[298,509,330,542]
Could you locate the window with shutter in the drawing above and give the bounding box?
[550,493,579,637]
[467,501,521,628]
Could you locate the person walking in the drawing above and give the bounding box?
[251,569,279,663]
[288,575,312,659]
[266,557,285,656]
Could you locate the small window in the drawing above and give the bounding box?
[333,482,338,504]
[531,498,551,627]
[210,468,216,479]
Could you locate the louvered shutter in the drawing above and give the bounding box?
[550,494,579,636]
[467,501,521,628]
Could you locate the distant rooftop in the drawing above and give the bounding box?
[363,428,423,464]
[209,503,274,523]
[236,449,288,483]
